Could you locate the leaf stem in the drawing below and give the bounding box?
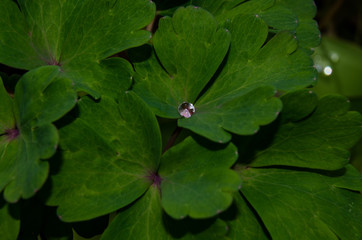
[162,127,182,154]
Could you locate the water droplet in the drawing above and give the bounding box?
[178,102,195,118]
[309,91,313,94]
[323,66,332,76]
[255,14,259,18]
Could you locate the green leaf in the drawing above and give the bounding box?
[250,91,362,170]
[272,0,320,49]
[0,197,20,240]
[132,6,230,118]
[45,92,162,221]
[159,137,241,219]
[192,0,320,49]
[179,14,314,142]
[0,66,77,202]
[259,5,297,30]
[101,187,229,240]
[0,0,155,97]
[190,0,275,23]
[239,165,362,240]
[179,86,282,143]
[101,187,166,240]
[134,11,314,143]
[221,193,269,240]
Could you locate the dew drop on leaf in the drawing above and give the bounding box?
[178,102,195,118]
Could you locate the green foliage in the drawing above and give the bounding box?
[0,0,361,239]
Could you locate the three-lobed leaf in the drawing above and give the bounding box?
[133,6,231,118]
[133,7,316,143]
[0,66,77,202]
[0,0,155,97]
[45,92,161,221]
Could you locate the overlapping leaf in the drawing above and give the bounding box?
[101,187,229,240]
[250,90,362,170]
[159,137,241,219]
[45,92,161,221]
[133,6,231,118]
[179,14,315,142]
[239,165,362,240]
[191,0,320,49]
[0,0,155,97]
[45,86,240,222]
[0,66,77,202]
[133,7,315,143]
[221,193,269,240]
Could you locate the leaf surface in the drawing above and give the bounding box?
[46,92,162,221]
[0,66,77,202]
[0,0,155,97]
[159,137,241,219]
[250,91,362,170]
[192,0,320,49]
[132,6,230,118]
[239,165,362,240]
[221,193,270,239]
[101,187,229,240]
[0,198,20,240]
[179,14,315,142]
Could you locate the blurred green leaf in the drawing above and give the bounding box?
[313,37,362,98]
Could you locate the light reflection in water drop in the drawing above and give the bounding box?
[178,102,195,118]
[323,66,333,76]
